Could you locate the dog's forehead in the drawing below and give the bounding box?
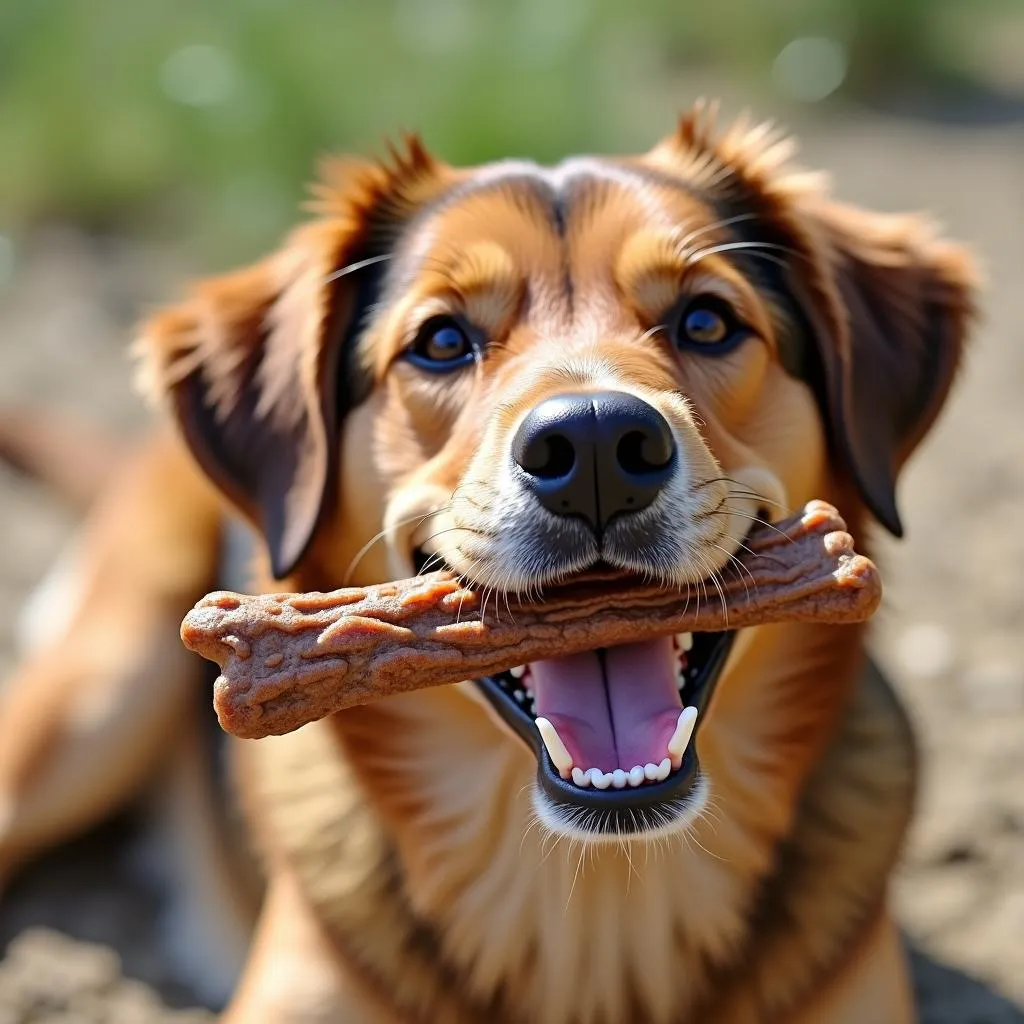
[382,155,717,287]
[346,150,818,395]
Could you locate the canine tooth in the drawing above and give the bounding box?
[656,758,672,781]
[510,665,526,678]
[591,770,612,790]
[667,706,699,768]
[535,718,573,778]
[680,632,694,651]
[611,769,628,789]
[644,762,660,781]
[628,765,646,787]
[571,766,590,788]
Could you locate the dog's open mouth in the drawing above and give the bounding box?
[408,544,736,818]
[476,628,735,818]
[408,531,739,812]
[182,501,881,837]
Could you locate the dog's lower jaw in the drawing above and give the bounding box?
[531,773,711,844]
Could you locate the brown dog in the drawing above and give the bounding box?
[0,106,977,1022]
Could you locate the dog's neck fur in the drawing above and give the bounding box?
[237,618,914,1024]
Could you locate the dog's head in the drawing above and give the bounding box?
[139,107,976,841]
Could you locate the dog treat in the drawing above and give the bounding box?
[182,500,881,739]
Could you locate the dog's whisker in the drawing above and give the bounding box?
[639,323,667,343]
[725,490,790,515]
[343,506,451,584]
[685,239,804,268]
[690,493,730,523]
[692,549,730,627]
[566,839,588,910]
[416,552,450,577]
[725,535,764,565]
[692,476,787,515]
[416,524,497,548]
[323,252,392,284]
[713,506,796,544]
[709,542,757,601]
[719,248,789,271]
[673,212,760,255]
[701,476,790,514]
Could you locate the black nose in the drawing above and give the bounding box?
[511,391,676,532]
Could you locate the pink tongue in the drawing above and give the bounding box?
[530,637,683,773]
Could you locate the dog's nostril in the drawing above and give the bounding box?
[616,429,674,476]
[521,433,576,480]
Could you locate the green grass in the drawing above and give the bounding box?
[0,0,1013,263]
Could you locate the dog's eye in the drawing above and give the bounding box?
[405,317,476,372]
[673,296,746,352]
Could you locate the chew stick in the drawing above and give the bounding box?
[182,501,880,739]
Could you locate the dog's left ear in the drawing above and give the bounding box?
[136,140,451,577]
[778,197,979,536]
[649,108,980,535]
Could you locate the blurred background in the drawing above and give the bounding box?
[0,1,1022,1020]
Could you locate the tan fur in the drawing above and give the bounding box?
[1,107,977,1021]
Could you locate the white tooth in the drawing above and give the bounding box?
[611,769,628,789]
[656,757,672,781]
[571,766,590,788]
[667,706,699,767]
[510,665,526,678]
[586,768,604,786]
[680,632,694,651]
[644,762,660,781]
[628,765,646,787]
[513,689,526,703]
[535,718,573,778]
[591,770,612,790]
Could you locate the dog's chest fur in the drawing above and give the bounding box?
[233,641,914,1024]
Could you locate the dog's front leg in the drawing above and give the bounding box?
[0,430,221,879]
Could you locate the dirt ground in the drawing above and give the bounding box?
[0,112,1022,1022]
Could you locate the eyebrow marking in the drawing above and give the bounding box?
[371,151,816,378]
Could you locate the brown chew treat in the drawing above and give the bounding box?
[182,500,881,739]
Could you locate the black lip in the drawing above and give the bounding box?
[475,630,736,835]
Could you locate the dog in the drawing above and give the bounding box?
[0,105,977,1022]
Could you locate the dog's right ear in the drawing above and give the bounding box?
[136,140,452,579]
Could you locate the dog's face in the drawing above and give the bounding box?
[141,109,975,842]
[344,158,819,593]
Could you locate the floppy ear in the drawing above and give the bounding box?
[649,106,980,535]
[777,199,978,535]
[136,140,450,578]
